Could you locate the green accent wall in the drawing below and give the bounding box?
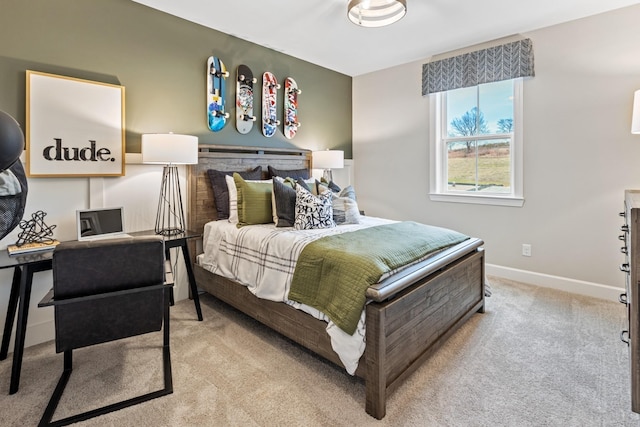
[0,0,352,157]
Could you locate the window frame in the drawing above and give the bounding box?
[428,78,524,207]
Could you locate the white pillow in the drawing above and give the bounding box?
[225,174,239,223]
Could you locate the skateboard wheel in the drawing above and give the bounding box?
[275,120,281,125]
[224,112,230,119]
[239,74,246,81]
[252,78,257,84]
[276,84,281,90]
[223,71,230,78]
[296,122,302,127]
[251,116,257,122]
[297,89,302,94]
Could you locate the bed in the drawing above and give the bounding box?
[187,145,485,419]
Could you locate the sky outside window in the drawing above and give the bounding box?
[446,80,514,135]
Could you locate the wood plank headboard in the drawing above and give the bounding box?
[187,144,311,235]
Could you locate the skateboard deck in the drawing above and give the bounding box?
[207,56,229,132]
[284,77,301,139]
[236,65,257,134]
[262,72,280,137]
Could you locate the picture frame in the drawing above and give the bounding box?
[26,70,125,177]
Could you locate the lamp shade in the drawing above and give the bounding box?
[141,133,198,165]
[347,0,407,28]
[313,150,344,170]
[633,90,640,135]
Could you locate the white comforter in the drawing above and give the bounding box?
[197,216,396,375]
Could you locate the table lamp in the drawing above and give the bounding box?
[312,150,344,182]
[142,133,198,235]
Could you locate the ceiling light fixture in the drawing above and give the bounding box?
[347,0,407,28]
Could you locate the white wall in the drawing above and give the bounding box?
[353,5,640,299]
[0,159,191,349]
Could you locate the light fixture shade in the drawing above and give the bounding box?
[633,90,640,135]
[348,0,407,28]
[141,133,198,165]
[313,150,344,170]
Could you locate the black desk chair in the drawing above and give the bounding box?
[37,236,173,427]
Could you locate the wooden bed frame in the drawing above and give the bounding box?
[187,145,485,419]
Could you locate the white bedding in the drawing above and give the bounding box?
[197,216,396,374]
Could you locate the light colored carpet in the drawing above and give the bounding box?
[0,276,638,426]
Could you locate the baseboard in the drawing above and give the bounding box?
[486,264,623,303]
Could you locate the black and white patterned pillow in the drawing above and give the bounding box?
[294,184,335,230]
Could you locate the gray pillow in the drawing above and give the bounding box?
[272,177,297,227]
[207,166,262,219]
[316,179,341,194]
[268,165,310,180]
[332,186,360,225]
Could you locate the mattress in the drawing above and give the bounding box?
[196,216,481,374]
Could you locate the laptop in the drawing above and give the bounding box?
[76,207,131,241]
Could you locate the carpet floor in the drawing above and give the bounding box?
[0,276,638,426]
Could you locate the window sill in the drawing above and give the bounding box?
[429,193,524,207]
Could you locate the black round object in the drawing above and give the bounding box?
[0,158,27,241]
[0,111,24,172]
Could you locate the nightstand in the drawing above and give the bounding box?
[129,229,203,322]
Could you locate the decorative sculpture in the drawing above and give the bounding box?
[15,210,56,246]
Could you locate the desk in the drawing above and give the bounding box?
[0,250,53,394]
[129,229,203,321]
[1,230,202,395]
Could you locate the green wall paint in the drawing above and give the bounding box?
[0,0,352,157]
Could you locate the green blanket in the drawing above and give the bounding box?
[288,222,469,335]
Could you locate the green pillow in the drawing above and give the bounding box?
[233,173,273,227]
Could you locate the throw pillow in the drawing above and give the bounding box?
[207,166,262,220]
[268,165,310,180]
[332,186,360,225]
[228,175,274,224]
[317,179,341,194]
[296,177,318,195]
[272,177,297,227]
[294,184,335,230]
[233,173,274,227]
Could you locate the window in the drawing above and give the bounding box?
[429,78,523,207]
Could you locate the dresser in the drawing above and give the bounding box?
[621,190,640,413]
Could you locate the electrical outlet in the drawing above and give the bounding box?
[522,244,532,257]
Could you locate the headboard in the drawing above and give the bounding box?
[187,144,311,235]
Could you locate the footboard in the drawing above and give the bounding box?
[194,247,484,419]
[365,248,485,419]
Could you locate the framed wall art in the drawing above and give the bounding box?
[26,70,125,177]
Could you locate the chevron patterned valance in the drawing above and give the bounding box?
[422,38,534,95]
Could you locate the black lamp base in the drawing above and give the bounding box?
[155,165,186,236]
